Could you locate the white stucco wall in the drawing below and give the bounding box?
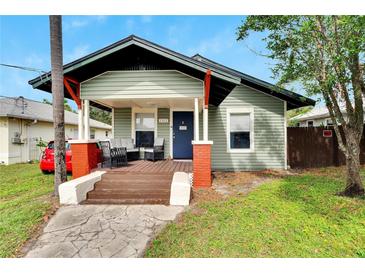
[1,117,111,165]
[0,117,9,164]
[298,118,333,127]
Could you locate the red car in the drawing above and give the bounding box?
[40,141,102,174]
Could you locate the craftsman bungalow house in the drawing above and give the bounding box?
[29,35,314,200]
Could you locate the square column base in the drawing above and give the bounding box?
[69,140,99,179]
[192,141,213,188]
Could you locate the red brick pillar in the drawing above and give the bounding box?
[192,141,213,188]
[69,140,99,179]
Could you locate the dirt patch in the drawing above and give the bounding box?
[190,169,296,204]
[211,169,294,197]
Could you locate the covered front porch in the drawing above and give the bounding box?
[30,36,235,204]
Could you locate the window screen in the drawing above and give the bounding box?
[230,113,250,149]
[135,113,155,147]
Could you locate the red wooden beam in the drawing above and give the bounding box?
[204,69,211,108]
[63,76,81,109]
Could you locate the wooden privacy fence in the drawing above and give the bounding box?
[287,126,365,169]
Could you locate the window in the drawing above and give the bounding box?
[135,113,155,147]
[105,131,109,137]
[90,129,95,139]
[326,119,334,126]
[227,108,254,152]
[307,120,314,127]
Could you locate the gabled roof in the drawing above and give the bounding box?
[29,35,314,110]
[29,35,240,89]
[192,54,315,109]
[0,96,112,129]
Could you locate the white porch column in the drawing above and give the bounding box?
[194,98,200,141]
[203,107,208,141]
[84,99,90,139]
[78,102,84,140]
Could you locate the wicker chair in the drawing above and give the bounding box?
[144,137,164,161]
[121,138,140,161]
[100,140,127,168]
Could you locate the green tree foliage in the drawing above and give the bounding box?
[43,98,111,125]
[287,106,313,126]
[238,16,365,196]
[89,106,112,125]
[42,98,75,113]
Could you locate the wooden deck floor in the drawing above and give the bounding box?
[84,160,192,204]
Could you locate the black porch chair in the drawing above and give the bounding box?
[144,137,164,161]
[100,140,127,168]
[121,138,140,161]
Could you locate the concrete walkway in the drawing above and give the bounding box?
[25,205,184,258]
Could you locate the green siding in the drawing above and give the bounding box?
[114,108,131,138]
[157,108,170,158]
[81,70,203,100]
[209,85,285,170]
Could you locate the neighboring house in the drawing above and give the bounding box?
[0,96,112,165]
[29,35,315,171]
[291,105,365,127]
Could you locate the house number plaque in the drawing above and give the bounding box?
[158,118,169,124]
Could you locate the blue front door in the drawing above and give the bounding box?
[173,111,194,159]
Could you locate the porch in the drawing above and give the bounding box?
[83,160,192,204]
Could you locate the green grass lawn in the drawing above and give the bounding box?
[146,167,365,258]
[0,163,55,257]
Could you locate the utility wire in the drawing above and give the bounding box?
[0,63,48,74]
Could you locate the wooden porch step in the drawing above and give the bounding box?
[98,178,172,184]
[83,198,169,205]
[89,188,170,194]
[87,191,170,199]
[93,186,170,192]
[84,160,186,205]
[101,173,172,179]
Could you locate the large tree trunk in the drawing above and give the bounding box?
[341,129,364,197]
[50,15,66,196]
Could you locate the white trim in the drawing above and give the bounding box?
[84,99,90,139]
[326,118,334,126]
[131,107,157,145]
[68,139,99,144]
[111,107,115,138]
[202,99,208,141]
[194,98,200,141]
[284,101,288,170]
[170,107,194,159]
[192,141,213,145]
[78,106,84,140]
[226,107,255,153]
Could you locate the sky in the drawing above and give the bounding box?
[0,16,310,110]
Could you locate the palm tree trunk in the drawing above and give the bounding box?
[50,15,66,196]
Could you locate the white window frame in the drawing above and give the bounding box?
[131,107,158,145]
[226,107,254,153]
[307,120,314,127]
[326,118,334,126]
